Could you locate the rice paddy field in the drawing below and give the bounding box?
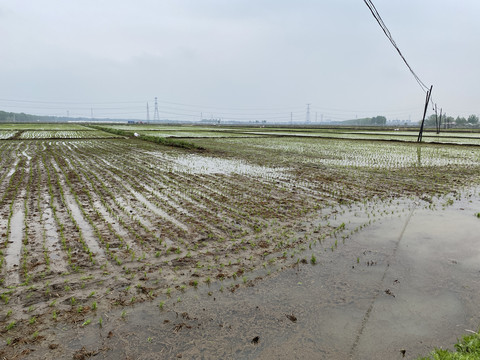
[1,123,480,358]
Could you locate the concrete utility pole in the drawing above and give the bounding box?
[290,112,293,125]
[146,103,150,122]
[306,104,311,124]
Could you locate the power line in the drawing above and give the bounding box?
[363,0,430,93]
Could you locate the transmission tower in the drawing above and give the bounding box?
[146,102,150,122]
[306,104,311,124]
[153,97,160,121]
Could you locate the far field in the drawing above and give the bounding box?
[1,123,480,358]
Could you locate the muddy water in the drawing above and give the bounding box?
[64,193,105,259]
[42,197,68,273]
[5,204,24,286]
[40,196,480,360]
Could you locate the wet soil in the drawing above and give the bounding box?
[3,194,479,359]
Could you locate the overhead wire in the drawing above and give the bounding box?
[363,0,443,126]
[363,0,430,94]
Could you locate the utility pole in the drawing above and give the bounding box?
[153,97,160,121]
[146,103,150,122]
[91,108,94,120]
[290,112,293,125]
[306,104,311,124]
[417,85,433,142]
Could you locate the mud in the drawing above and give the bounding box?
[13,193,478,360]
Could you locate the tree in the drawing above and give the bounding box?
[371,116,386,125]
[467,114,479,125]
[455,116,467,126]
[425,114,437,127]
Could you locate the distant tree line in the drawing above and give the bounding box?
[0,110,58,122]
[342,116,387,126]
[423,114,479,127]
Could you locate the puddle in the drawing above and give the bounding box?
[46,194,480,359]
[150,152,289,178]
[64,193,105,259]
[42,199,68,273]
[6,160,19,178]
[5,203,24,286]
[22,149,32,161]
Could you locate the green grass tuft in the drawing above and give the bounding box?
[417,330,480,360]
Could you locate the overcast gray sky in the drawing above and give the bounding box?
[1,0,479,122]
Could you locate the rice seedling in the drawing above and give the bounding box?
[6,321,16,331]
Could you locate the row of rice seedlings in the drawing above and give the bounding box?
[0,131,17,139]
[82,143,258,278]
[48,153,101,267]
[41,153,83,271]
[99,140,334,249]
[57,144,176,280]
[62,144,165,249]
[107,142,270,239]
[77,146,182,242]
[50,150,133,266]
[100,153,220,237]
[37,156,52,273]
[105,161,189,237]
[114,153,252,247]
[18,130,120,140]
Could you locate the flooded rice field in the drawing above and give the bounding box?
[1,127,480,359]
